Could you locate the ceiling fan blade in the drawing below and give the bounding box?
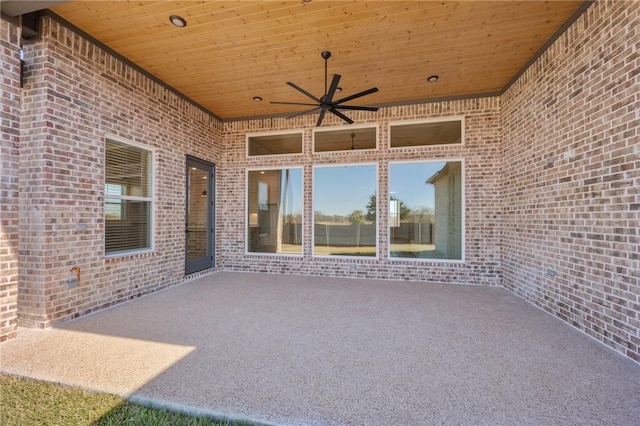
[287,107,320,119]
[316,109,327,127]
[334,105,379,112]
[334,87,379,105]
[325,74,341,102]
[328,108,354,124]
[286,82,322,103]
[271,101,320,107]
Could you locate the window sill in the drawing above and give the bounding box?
[105,249,155,263]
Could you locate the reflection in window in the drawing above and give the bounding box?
[389,161,463,260]
[247,168,303,254]
[105,184,124,220]
[313,164,377,257]
[258,181,270,234]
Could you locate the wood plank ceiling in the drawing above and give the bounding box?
[48,1,586,121]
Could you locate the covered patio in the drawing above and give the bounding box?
[2,272,638,425]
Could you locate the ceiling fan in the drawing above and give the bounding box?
[271,51,379,127]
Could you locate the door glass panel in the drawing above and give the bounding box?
[187,166,209,261]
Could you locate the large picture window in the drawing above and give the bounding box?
[389,160,463,260]
[247,168,303,254]
[313,164,377,257]
[105,138,153,255]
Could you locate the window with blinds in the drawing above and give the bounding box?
[105,138,153,255]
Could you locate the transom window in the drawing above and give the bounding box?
[390,117,463,148]
[105,138,154,255]
[313,125,377,152]
[247,131,303,156]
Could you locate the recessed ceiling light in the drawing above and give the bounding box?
[169,15,187,28]
[427,75,439,82]
[335,87,342,93]
[252,96,263,102]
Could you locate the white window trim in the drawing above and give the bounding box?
[246,129,304,157]
[245,166,304,257]
[312,123,379,154]
[387,158,465,263]
[104,134,155,258]
[312,162,379,260]
[388,116,465,149]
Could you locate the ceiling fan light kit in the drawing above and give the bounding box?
[271,51,379,126]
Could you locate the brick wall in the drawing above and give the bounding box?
[0,16,20,341]
[501,1,640,362]
[220,99,503,284]
[16,17,223,329]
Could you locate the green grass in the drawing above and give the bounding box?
[0,374,244,426]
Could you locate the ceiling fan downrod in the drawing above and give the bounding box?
[322,50,331,96]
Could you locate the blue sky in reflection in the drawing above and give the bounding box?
[314,165,377,216]
[389,162,442,209]
[313,162,443,216]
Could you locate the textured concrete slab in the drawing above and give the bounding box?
[1,272,639,425]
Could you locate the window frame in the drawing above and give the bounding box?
[312,162,379,259]
[246,129,304,157]
[388,116,465,149]
[104,135,155,258]
[245,166,304,257]
[312,123,378,153]
[387,158,465,263]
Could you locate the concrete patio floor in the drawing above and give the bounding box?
[1,272,639,425]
